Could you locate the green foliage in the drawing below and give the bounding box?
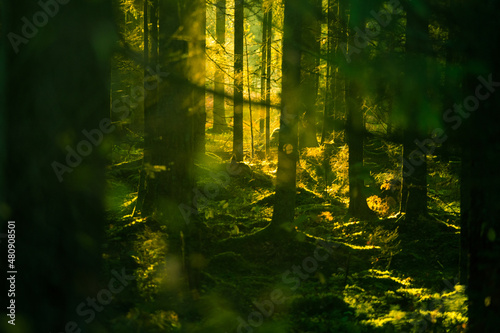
[132,227,169,300]
[110,307,181,333]
[368,227,401,269]
[290,294,361,333]
[427,158,460,218]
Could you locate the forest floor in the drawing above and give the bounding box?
[100,133,467,333]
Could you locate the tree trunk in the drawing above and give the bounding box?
[299,0,321,149]
[184,0,205,297]
[233,0,244,161]
[399,0,429,221]
[265,6,272,158]
[459,129,471,286]
[191,0,207,157]
[334,0,346,137]
[321,0,337,144]
[343,5,373,218]
[260,1,268,137]
[213,0,227,132]
[270,0,302,230]
[245,33,255,158]
[136,0,149,216]
[144,0,200,313]
[3,1,114,331]
[346,79,373,218]
[461,1,500,330]
[140,0,159,216]
[137,0,159,214]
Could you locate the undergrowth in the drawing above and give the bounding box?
[100,134,466,332]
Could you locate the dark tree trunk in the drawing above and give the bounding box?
[399,1,429,221]
[157,0,195,227]
[321,0,337,144]
[213,0,227,132]
[464,71,500,333]
[140,0,160,216]
[233,0,244,161]
[270,0,302,230]
[335,0,347,136]
[346,79,373,218]
[144,1,149,72]
[141,0,201,313]
[299,0,321,149]
[400,133,428,218]
[184,0,205,298]
[459,129,471,286]
[323,0,346,144]
[2,1,114,332]
[137,0,159,214]
[460,1,500,330]
[343,5,373,218]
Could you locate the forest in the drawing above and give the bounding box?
[2,0,500,332]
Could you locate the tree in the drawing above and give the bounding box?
[321,0,342,144]
[260,0,268,136]
[346,78,374,218]
[191,0,207,156]
[343,3,373,218]
[213,0,227,132]
[233,0,245,161]
[264,7,272,158]
[2,0,114,331]
[334,0,348,136]
[138,0,159,214]
[260,1,273,157]
[459,1,500,330]
[270,0,302,230]
[140,0,203,309]
[299,0,321,149]
[399,0,429,221]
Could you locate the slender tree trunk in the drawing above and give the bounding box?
[321,0,336,144]
[270,0,302,230]
[265,6,272,158]
[137,0,150,214]
[260,1,268,136]
[144,1,149,68]
[336,0,349,138]
[233,0,244,161]
[299,0,321,149]
[245,33,254,158]
[334,0,347,140]
[213,0,227,132]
